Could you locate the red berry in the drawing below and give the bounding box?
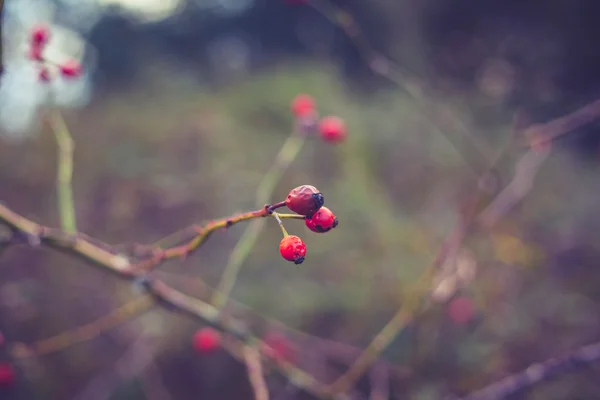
[59,59,82,78]
[291,94,316,118]
[318,116,347,143]
[447,296,476,325]
[192,328,221,353]
[38,67,50,83]
[263,331,296,364]
[305,206,338,233]
[0,363,15,387]
[285,185,324,217]
[279,235,307,264]
[31,24,50,47]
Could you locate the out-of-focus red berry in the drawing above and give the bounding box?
[192,328,221,353]
[305,206,338,233]
[31,24,50,47]
[279,235,307,264]
[263,331,296,364]
[291,94,316,118]
[0,363,15,387]
[447,296,476,325]
[318,116,347,143]
[285,185,324,217]
[38,67,50,83]
[59,59,82,78]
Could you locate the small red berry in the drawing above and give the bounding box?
[59,59,82,78]
[263,331,296,364]
[318,116,347,143]
[285,185,324,217]
[0,363,15,387]
[279,235,307,264]
[291,94,316,118]
[192,328,221,353]
[305,206,338,233]
[31,24,50,47]
[447,296,476,325]
[38,67,50,83]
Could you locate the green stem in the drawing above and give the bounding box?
[48,111,77,233]
[211,130,306,309]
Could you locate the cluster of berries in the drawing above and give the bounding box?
[28,24,82,83]
[277,184,338,265]
[192,327,295,364]
[291,94,347,143]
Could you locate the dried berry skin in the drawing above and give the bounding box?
[291,94,315,118]
[279,235,307,264]
[192,328,221,353]
[285,185,324,217]
[305,206,338,233]
[318,116,347,143]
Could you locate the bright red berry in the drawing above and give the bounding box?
[447,296,476,325]
[263,331,296,364]
[59,59,82,78]
[31,24,50,47]
[38,67,50,83]
[0,363,15,387]
[318,116,347,143]
[279,235,307,264]
[305,206,338,233]
[291,94,316,118]
[192,328,221,353]
[285,185,324,217]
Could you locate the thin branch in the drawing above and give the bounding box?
[459,341,600,400]
[211,128,307,309]
[244,345,270,400]
[0,202,346,400]
[48,110,77,233]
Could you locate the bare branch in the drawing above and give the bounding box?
[458,341,600,400]
[244,345,270,400]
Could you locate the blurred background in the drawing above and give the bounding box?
[1,0,600,399]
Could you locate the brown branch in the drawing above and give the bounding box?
[0,202,345,400]
[244,345,270,400]
[458,341,600,400]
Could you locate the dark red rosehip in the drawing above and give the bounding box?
[318,116,347,143]
[285,185,324,217]
[0,363,15,387]
[305,206,338,233]
[279,235,306,264]
[192,328,221,353]
[291,94,316,118]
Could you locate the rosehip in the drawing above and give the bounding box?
[31,24,50,47]
[291,94,315,118]
[0,363,14,387]
[59,59,82,78]
[318,116,347,143]
[263,331,296,364]
[192,327,221,353]
[285,185,324,217]
[279,235,306,264]
[305,206,338,233]
[447,296,476,325]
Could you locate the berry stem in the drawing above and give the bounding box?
[272,212,289,237]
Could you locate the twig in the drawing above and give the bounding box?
[211,128,306,309]
[244,345,270,400]
[459,341,600,400]
[48,111,78,233]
